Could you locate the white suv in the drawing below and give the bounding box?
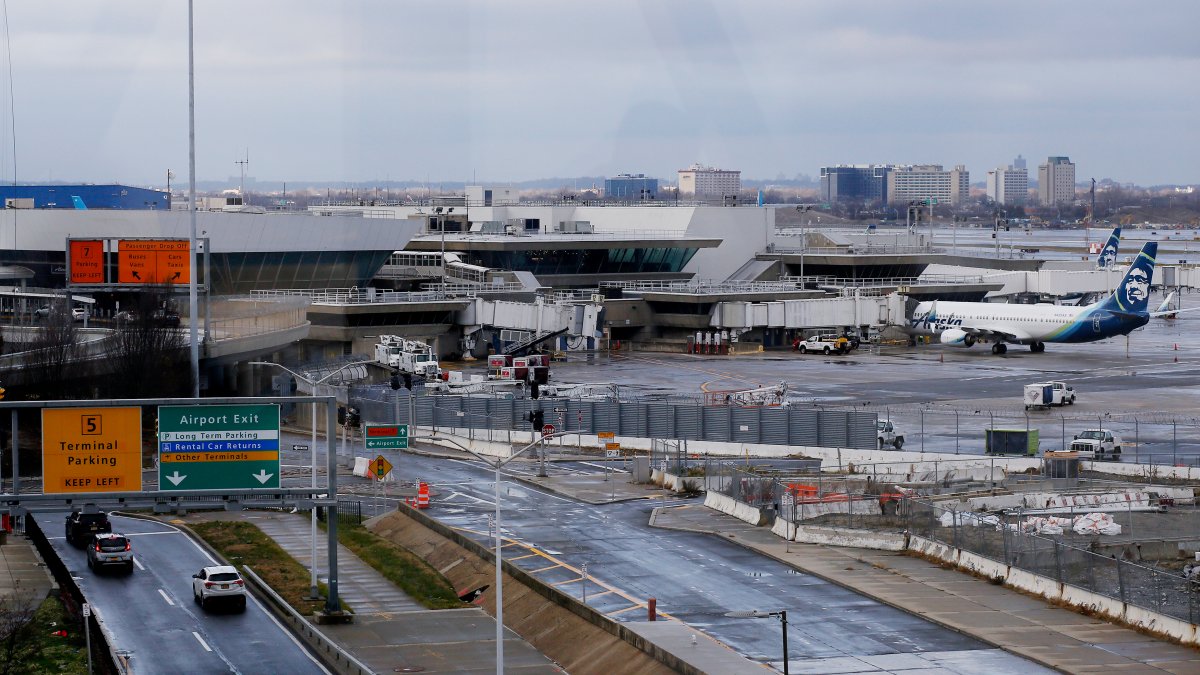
[192,565,247,611]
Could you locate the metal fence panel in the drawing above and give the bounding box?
[788,409,820,446]
[646,403,675,438]
[760,407,791,445]
[703,406,732,443]
[618,402,647,437]
[848,411,880,450]
[818,411,849,448]
[731,407,761,444]
[591,402,620,436]
[674,405,702,440]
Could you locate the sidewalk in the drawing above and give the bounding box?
[0,531,56,607]
[179,511,562,674]
[651,503,1200,674]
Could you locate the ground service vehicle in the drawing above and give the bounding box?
[1071,429,1122,458]
[797,335,850,355]
[87,533,134,573]
[65,511,112,545]
[877,420,905,449]
[1024,381,1075,409]
[192,565,247,611]
[375,335,440,376]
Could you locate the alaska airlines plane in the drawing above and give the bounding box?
[1096,227,1120,268]
[909,242,1158,355]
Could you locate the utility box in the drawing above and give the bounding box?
[631,456,651,483]
[986,428,1039,456]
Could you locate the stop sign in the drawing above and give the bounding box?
[542,424,555,435]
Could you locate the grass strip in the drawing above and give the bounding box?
[331,521,464,610]
[190,521,347,615]
[2,594,89,675]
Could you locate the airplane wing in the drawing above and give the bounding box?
[957,324,1030,343]
[1151,306,1200,318]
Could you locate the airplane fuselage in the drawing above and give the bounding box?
[909,300,1148,345]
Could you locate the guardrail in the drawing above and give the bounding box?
[251,288,453,304]
[598,279,801,294]
[769,245,940,255]
[241,566,373,675]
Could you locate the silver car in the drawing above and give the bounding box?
[87,533,134,574]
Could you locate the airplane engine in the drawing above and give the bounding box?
[939,328,975,347]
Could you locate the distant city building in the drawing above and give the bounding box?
[885,165,970,206]
[818,165,893,204]
[985,165,1029,206]
[1038,156,1076,205]
[604,173,658,200]
[1012,154,1027,170]
[677,164,741,198]
[0,184,169,210]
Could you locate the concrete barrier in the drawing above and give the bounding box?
[789,524,907,551]
[908,534,1200,646]
[702,491,765,526]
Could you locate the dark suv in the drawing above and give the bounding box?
[153,309,181,327]
[65,511,112,545]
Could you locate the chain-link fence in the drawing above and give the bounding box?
[908,498,1200,624]
[859,404,1200,465]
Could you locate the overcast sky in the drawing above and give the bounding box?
[1,1,1197,187]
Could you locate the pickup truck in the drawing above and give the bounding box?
[796,335,850,355]
[65,510,112,545]
[1070,429,1122,458]
[877,420,905,449]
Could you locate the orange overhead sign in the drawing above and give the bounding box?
[42,407,143,493]
[118,239,190,285]
[69,240,104,284]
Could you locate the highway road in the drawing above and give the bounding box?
[37,512,327,675]
[395,453,1048,674]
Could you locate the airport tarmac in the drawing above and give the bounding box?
[542,310,1200,463]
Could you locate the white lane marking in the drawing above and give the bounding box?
[133,557,145,571]
[128,516,330,673]
[578,461,630,474]
[122,531,180,537]
[158,588,175,606]
[191,631,212,652]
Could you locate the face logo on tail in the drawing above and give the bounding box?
[1123,267,1149,306]
[1097,245,1117,268]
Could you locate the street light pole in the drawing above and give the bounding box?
[251,360,363,599]
[417,430,570,674]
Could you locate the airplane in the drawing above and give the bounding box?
[908,242,1164,355]
[1095,227,1120,268]
[1155,290,1178,320]
[71,196,88,210]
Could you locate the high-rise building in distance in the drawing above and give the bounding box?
[1038,156,1076,205]
[605,173,658,200]
[819,165,893,204]
[886,165,970,205]
[677,164,741,198]
[985,165,1029,206]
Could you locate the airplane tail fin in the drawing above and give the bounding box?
[1098,242,1156,314]
[1096,227,1120,268]
[1156,290,1177,315]
[71,196,87,210]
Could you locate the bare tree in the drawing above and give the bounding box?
[0,587,41,675]
[107,291,189,399]
[25,304,81,400]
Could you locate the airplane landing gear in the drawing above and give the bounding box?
[1030,342,1045,353]
[991,343,1008,355]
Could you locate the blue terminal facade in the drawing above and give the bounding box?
[0,184,170,210]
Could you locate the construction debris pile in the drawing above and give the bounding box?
[939,510,1123,536]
